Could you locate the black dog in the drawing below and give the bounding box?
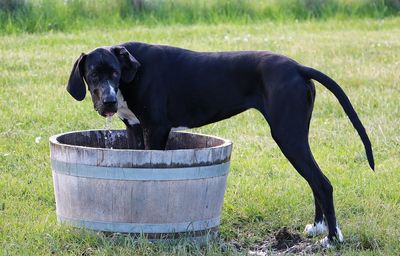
[67,42,374,247]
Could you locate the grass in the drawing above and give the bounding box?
[0,18,400,255]
[0,0,399,33]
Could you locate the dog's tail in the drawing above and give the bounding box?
[298,65,374,171]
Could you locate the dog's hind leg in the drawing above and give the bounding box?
[260,80,343,247]
[304,196,328,237]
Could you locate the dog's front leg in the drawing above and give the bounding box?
[125,123,145,149]
[142,126,170,150]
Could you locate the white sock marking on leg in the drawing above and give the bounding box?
[304,221,328,237]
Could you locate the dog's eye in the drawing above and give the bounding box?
[112,71,119,78]
[90,72,98,80]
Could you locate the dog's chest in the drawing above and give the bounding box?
[116,91,140,125]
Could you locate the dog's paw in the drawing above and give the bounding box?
[319,226,344,248]
[319,236,332,248]
[304,221,328,237]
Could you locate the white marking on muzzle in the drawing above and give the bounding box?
[116,91,140,126]
[107,81,116,97]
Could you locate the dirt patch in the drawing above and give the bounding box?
[245,227,322,255]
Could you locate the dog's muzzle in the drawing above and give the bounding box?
[99,82,118,117]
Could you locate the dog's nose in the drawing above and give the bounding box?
[103,96,117,105]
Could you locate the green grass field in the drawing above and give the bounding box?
[1,18,399,255]
[1,0,399,33]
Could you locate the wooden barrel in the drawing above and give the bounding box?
[49,129,232,240]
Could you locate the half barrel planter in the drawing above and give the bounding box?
[49,129,232,240]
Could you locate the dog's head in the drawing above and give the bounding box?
[66,46,140,117]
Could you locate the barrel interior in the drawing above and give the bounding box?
[56,130,225,150]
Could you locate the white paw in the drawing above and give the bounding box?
[319,236,332,248]
[319,226,344,248]
[304,221,328,237]
[335,225,344,243]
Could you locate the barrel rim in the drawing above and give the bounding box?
[49,129,232,153]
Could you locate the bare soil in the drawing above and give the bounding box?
[235,227,324,255]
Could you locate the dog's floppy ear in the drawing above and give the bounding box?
[66,53,87,101]
[112,46,141,83]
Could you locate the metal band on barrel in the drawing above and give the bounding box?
[51,159,230,180]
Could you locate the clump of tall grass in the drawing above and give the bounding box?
[0,0,399,33]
